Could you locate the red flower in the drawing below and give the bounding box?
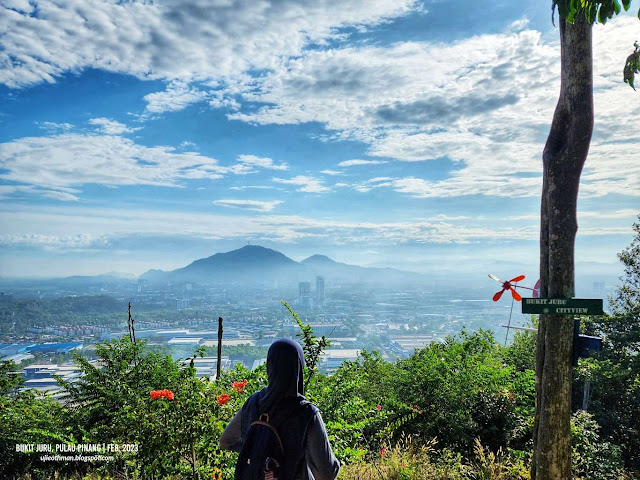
[217,393,231,405]
[380,448,387,457]
[151,389,175,400]
[376,404,382,411]
[232,379,249,393]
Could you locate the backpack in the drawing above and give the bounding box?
[235,396,311,480]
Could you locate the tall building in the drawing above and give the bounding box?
[137,278,148,292]
[316,276,325,308]
[174,299,190,310]
[593,281,605,294]
[298,281,312,308]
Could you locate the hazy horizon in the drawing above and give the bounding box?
[0,243,625,283]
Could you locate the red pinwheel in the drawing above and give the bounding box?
[488,274,525,302]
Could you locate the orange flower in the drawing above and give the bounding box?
[217,393,231,405]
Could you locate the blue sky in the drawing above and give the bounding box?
[0,0,638,279]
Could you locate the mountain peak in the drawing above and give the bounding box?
[301,254,337,265]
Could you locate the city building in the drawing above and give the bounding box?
[316,276,325,308]
[174,299,190,310]
[593,281,605,294]
[298,281,312,308]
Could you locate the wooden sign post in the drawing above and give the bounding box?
[216,317,223,380]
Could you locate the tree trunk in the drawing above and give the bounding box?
[532,13,593,480]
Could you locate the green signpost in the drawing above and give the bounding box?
[521,297,604,316]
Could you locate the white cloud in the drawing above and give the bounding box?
[0,132,291,200]
[0,133,230,190]
[89,117,141,135]
[1,0,34,14]
[579,209,639,219]
[0,184,79,202]
[39,190,80,202]
[37,121,74,132]
[0,233,103,250]
[0,204,631,256]
[213,199,283,212]
[320,169,343,176]
[510,209,640,222]
[226,17,640,199]
[227,164,256,175]
[1,0,418,88]
[415,214,471,221]
[236,154,288,171]
[225,27,556,198]
[229,185,279,191]
[273,175,330,193]
[337,159,387,167]
[3,2,638,203]
[351,176,394,192]
[5,200,632,248]
[143,81,208,114]
[507,17,530,32]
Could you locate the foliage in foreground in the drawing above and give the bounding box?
[2,214,640,480]
[3,325,631,479]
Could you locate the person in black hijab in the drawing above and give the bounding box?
[220,338,340,480]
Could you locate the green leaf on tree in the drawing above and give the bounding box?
[624,42,640,90]
[613,0,621,15]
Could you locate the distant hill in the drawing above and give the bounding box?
[301,253,424,285]
[141,245,309,286]
[140,245,424,287]
[0,272,138,290]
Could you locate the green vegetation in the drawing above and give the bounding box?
[578,216,640,471]
[0,295,133,334]
[1,218,638,479]
[0,294,215,337]
[0,324,634,479]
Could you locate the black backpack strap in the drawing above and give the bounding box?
[250,414,285,453]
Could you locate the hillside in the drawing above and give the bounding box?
[140,245,424,287]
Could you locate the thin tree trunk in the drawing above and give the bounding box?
[532,13,593,480]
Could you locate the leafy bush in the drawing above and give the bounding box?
[571,410,624,480]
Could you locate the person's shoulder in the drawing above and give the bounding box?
[299,399,320,420]
[248,387,267,401]
[241,388,266,414]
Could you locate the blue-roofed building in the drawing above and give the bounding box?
[0,344,34,356]
[24,343,83,354]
